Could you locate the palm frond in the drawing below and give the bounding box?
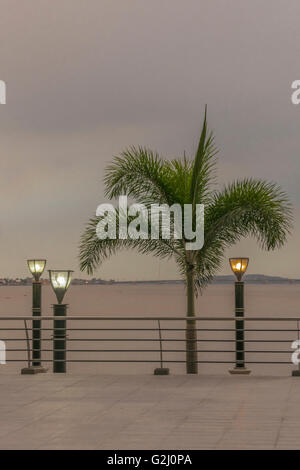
[79,210,185,275]
[190,105,207,205]
[190,107,218,207]
[103,147,174,206]
[163,157,193,204]
[191,178,293,291]
[206,178,292,250]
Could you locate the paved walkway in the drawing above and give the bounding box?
[0,373,300,449]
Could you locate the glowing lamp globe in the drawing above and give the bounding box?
[229,258,249,281]
[27,259,47,281]
[48,270,73,304]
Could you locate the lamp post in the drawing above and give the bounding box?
[21,259,47,375]
[49,270,73,373]
[229,257,251,375]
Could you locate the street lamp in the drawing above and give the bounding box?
[27,260,47,281]
[229,257,251,375]
[49,270,73,373]
[229,258,249,282]
[21,259,47,374]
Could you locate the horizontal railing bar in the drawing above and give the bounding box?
[3,359,295,364]
[0,327,186,331]
[5,349,295,353]
[9,348,171,351]
[2,331,298,335]
[0,315,299,321]
[0,328,298,333]
[0,338,197,342]
[1,339,191,343]
[3,328,299,332]
[1,359,200,363]
[183,339,295,343]
[1,338,296,343]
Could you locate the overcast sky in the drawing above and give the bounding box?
[0,0,300,280]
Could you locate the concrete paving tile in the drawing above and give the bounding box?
[0,373,299,449]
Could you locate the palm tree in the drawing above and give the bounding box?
[79,108,292,374]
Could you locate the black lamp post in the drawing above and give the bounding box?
[49,270,73,373]
[21,259,48,374]
[229,257,251,375]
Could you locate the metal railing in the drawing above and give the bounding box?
[0,315,299,370]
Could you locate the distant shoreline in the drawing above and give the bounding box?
[102,275,300,285]
[1,274,300,286]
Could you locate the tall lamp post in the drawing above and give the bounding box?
[49,270,73,373]
[229,257,251,375]
[21,259,48,375]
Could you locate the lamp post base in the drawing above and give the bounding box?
[21,366,48,375]
[229,367,251,375]
[154,368,170,375]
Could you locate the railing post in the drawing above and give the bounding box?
[229,281,251,375]
[24,320,31,368]
[154,319,169,375]
[53,304,67,373]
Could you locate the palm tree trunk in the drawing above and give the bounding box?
[186,265,198,374]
